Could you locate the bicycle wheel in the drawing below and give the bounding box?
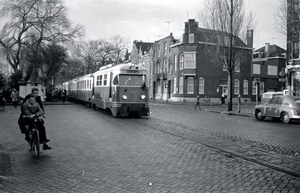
[33,130,40,158]
[28,130,33,151]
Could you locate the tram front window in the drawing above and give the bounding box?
[118,75,147,86]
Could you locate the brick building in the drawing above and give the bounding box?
[131,19,254,103]
[152,33,177,100]
[287,0,300,95]
[252,43,286,97]
[163,19,253,103]
[130,40,154,98]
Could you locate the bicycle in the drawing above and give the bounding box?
[27,116,42,158]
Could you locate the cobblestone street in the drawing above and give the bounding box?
[0,103,300,192]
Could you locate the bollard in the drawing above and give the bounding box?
[238,95,241,113]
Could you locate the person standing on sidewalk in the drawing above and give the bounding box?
[195,95,201,110]
[11,89,19,108]
[221,93,225,107]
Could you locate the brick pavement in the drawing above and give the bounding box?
[0,104,300,192]
[150,99,255,117]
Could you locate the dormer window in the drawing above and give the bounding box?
[189,34,194,44]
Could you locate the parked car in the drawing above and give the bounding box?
[261,91,284,104]
[255,95,300,124]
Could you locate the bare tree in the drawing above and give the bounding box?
[0,0,38,73]
[0,0,83,83]
[95,38,116,67]
[110,35,129,64]
[79,40,99,74]
[199,0,254,111]
[274,0,287,36]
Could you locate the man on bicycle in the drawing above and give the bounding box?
[19,94,51,150]
[19,88,45,136]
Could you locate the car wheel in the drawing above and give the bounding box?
[255,110,265,121]
[281,112,290,124]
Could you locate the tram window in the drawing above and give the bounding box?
[100,75,103,86]
[119,75,147,85]
[104,74,107,85]
[113,76,119,85]
[96,76,100,86]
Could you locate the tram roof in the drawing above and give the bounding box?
[95,63,146,74]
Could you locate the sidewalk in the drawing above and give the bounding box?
[150,99,255,117]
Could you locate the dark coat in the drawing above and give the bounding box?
[21,94,44,115]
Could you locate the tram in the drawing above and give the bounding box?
[63,63,150,117]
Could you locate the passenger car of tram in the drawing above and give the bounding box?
[63,63,150,117]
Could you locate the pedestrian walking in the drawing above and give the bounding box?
[221,93,225,107]
[195,95,201,110]
[11,89,19,108]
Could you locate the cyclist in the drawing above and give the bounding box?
[19,94,51,150]
[18,88,45,136]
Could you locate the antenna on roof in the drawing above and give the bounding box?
[165,21,173,34]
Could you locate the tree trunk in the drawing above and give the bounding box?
[227,0,234,112]
[227,70,233,111]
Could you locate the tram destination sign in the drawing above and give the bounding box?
[125,70,140,73]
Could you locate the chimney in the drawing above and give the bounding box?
[185,19,198,33]
[246,30,253,48]
[265,43,270,57]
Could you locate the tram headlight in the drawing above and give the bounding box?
[122,95,127,100]
[140,95,146,100]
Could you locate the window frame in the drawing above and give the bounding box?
[187,77,194,94]
[179,54,184,69]
[184,52,196,69]
[179,77,183,94]
[243,79,248,95]
[234,57,240,72]
[199,77,205,94]
[188,34,194,44]
[174,55,178,71]
[173,78,177,94]
[234,79,240,95]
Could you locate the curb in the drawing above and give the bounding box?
[208,110,253,117]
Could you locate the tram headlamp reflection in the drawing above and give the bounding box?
[140,95,146,100]
[122,95,127,100]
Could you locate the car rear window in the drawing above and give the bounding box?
[263,94,271,98]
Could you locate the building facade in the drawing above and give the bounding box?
[152,33,176,100]
[130,19,254,103]
[130,40,154,98]
[165,19,253,103]
[287,0,300,95]
[252,43,286,97]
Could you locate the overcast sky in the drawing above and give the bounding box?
[63,0,285,50]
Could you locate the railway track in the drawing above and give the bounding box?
[125,116,300,178]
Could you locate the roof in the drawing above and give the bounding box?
[133,41,153,54]
[254,44,286,57]
[196,27,248,47]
